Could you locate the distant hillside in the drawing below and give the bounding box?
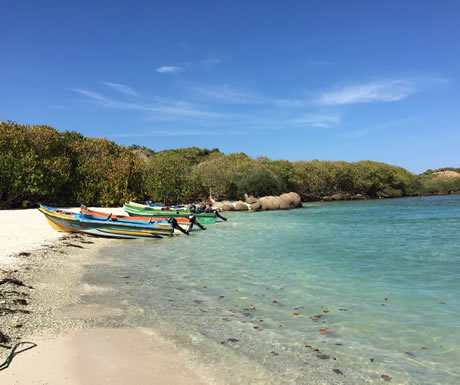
[417,168,460,195]
[422,167,460,175]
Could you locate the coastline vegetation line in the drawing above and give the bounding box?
[1,121,459,208]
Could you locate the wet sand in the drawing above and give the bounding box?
[2,328,209,385]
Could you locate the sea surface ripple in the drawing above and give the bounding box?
[82,195,460,385]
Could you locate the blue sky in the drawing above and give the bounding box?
[2,1,459,174]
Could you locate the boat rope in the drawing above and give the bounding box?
[0,341,37,371]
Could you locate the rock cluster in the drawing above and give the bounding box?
[213,192,302,212]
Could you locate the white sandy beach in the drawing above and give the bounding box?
[0,208,63,267]
[0,207,127,267]
[0,207,211,385]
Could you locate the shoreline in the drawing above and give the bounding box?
[0,208,211,384]
[2,198,458,384]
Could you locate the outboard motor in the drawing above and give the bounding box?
[188,214,206,231]
[168,217,189,235]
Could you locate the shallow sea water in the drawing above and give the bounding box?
[82,195,460,384]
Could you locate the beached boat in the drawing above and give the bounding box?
[145,202,188,211]
[79,206,195,234]
[124,202,221,225]
[128,201,189,212]
[39,205,174,239]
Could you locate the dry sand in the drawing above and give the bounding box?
[0,207,125,268]
[0,208,63,267]
[0,207,212,385]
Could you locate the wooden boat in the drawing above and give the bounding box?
[124,202,222,225]
[145,202,188,211]
[79,206,195,234]
[39,205,174,239]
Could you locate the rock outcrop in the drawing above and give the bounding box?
[215,192,302,212]
[280,192,302,208]
[433,171,460,178]
[250,202,261,211]
[221,202,235,211]
[244,194,259,204]
[234,201,249,211]
[258,196,271,210]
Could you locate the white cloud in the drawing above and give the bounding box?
[103,81,138,96]
[274,99,306,107]
[73,88,112,105]
[74,83,342,131]
[190,84,265,104]
[317,76,448,105]
[318,79,416,105]
[156,66,183,73]
[340,128,376,138]
[73,87,226,119]
[288,113,341,128]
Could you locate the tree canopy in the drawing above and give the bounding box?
[1,121,458,208]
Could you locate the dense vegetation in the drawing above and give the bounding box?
[1,122,459,208]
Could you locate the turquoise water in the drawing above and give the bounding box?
[82,195,460,384]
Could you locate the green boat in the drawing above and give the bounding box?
[123,202,220,225]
